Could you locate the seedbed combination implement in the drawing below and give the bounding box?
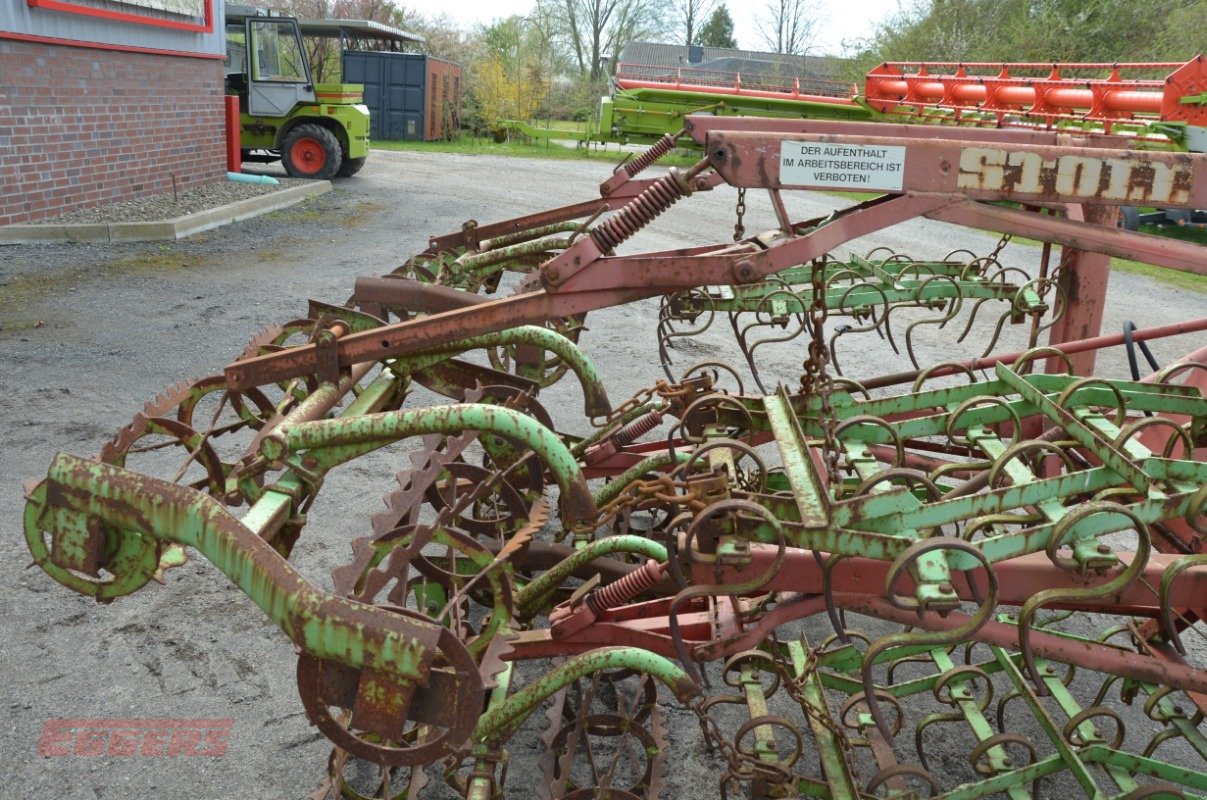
[23,109,1207,800]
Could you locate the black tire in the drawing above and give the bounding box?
[1119,206,1141,231]
[281,124,340,180]
[335,156,366,178]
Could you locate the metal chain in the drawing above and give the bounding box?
[685,696,788,798]
[799,257,842,488]
[732,188,747,242]
[772,645,862,781]
[986,232,1013,264]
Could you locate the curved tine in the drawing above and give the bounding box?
[970,732,1037,775]
[828,285,894,375]
[914,708,965,771]
[946,395,1024,451]
[742,293,809,363]
[1154,360,1207,385]
[820,552,851,644]
[1012,345,1075,376]
[826,267,868,288]
[945,248,979,263]
[911,361,978,393]
[985,440,1078,491]
[974,307,1014,359]
[865,763,940,799]
[954,296,996,344]
[728,310,769,395]
[1063,706,1126,750]
[831,377,870,401]
[962,255,1001,279]
[1056,377,1130,429]
[1033,282,1069,339]
[1019,504,1152,694]
[1115,416,1196,460]
[1091,673,1124,707]
[886,651,936,686]
[904,276,964,370]
[898,261,939,282]
[1159,552,1207,656]
[864,246,898,261]
[833,282,892,338]
[862,539,999,740]
[997,690,1024,731]
[1145,728,1187,759]
[834,415,904,469]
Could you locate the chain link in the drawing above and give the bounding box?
[986,232,1013,264]
[799,257,842,488]
[772,645,861,781]
[733,188,747,242]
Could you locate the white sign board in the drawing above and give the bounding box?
[779,142,906,191]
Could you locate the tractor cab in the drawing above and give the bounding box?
[226,12,316,117]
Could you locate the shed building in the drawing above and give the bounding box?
[1,0,229,224]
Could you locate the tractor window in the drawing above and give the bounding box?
[225,24,246,76]
[249,20,308,83]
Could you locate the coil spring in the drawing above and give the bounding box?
[586,559,665,615]
[591,170,690,253]
[612,410,665,447]
[623,133,677,177]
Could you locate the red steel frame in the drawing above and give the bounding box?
[224,117,1207,390]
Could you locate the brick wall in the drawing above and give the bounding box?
[0,39,227,225]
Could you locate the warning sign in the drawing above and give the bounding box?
[779,142,906,191]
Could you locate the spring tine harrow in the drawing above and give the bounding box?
[21,118,1207,799]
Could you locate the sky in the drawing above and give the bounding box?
[400,0,905,57]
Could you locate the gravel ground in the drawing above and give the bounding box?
[1,149,1204,800]
[25,175,312,224]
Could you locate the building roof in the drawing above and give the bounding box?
[297,18,423,44]
[619,41,837,83]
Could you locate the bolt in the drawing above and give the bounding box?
[734,260,756,283]
[938,582,954,594]
[302,455,319,469]
[1097,543,1111,554]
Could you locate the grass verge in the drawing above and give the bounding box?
[372,133,699,168]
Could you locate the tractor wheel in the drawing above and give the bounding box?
[281,124,340,180]
[336,156,366,178]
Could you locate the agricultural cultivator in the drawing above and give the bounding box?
[23,113,1207,800]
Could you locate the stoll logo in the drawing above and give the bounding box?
[38,719,234,757]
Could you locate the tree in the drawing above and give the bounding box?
[537,0,670,81]
[470,16,551,130]
[757,0,823,55]
[269,0,409,81]
[673,0,715,45]
[696,4,736,48]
